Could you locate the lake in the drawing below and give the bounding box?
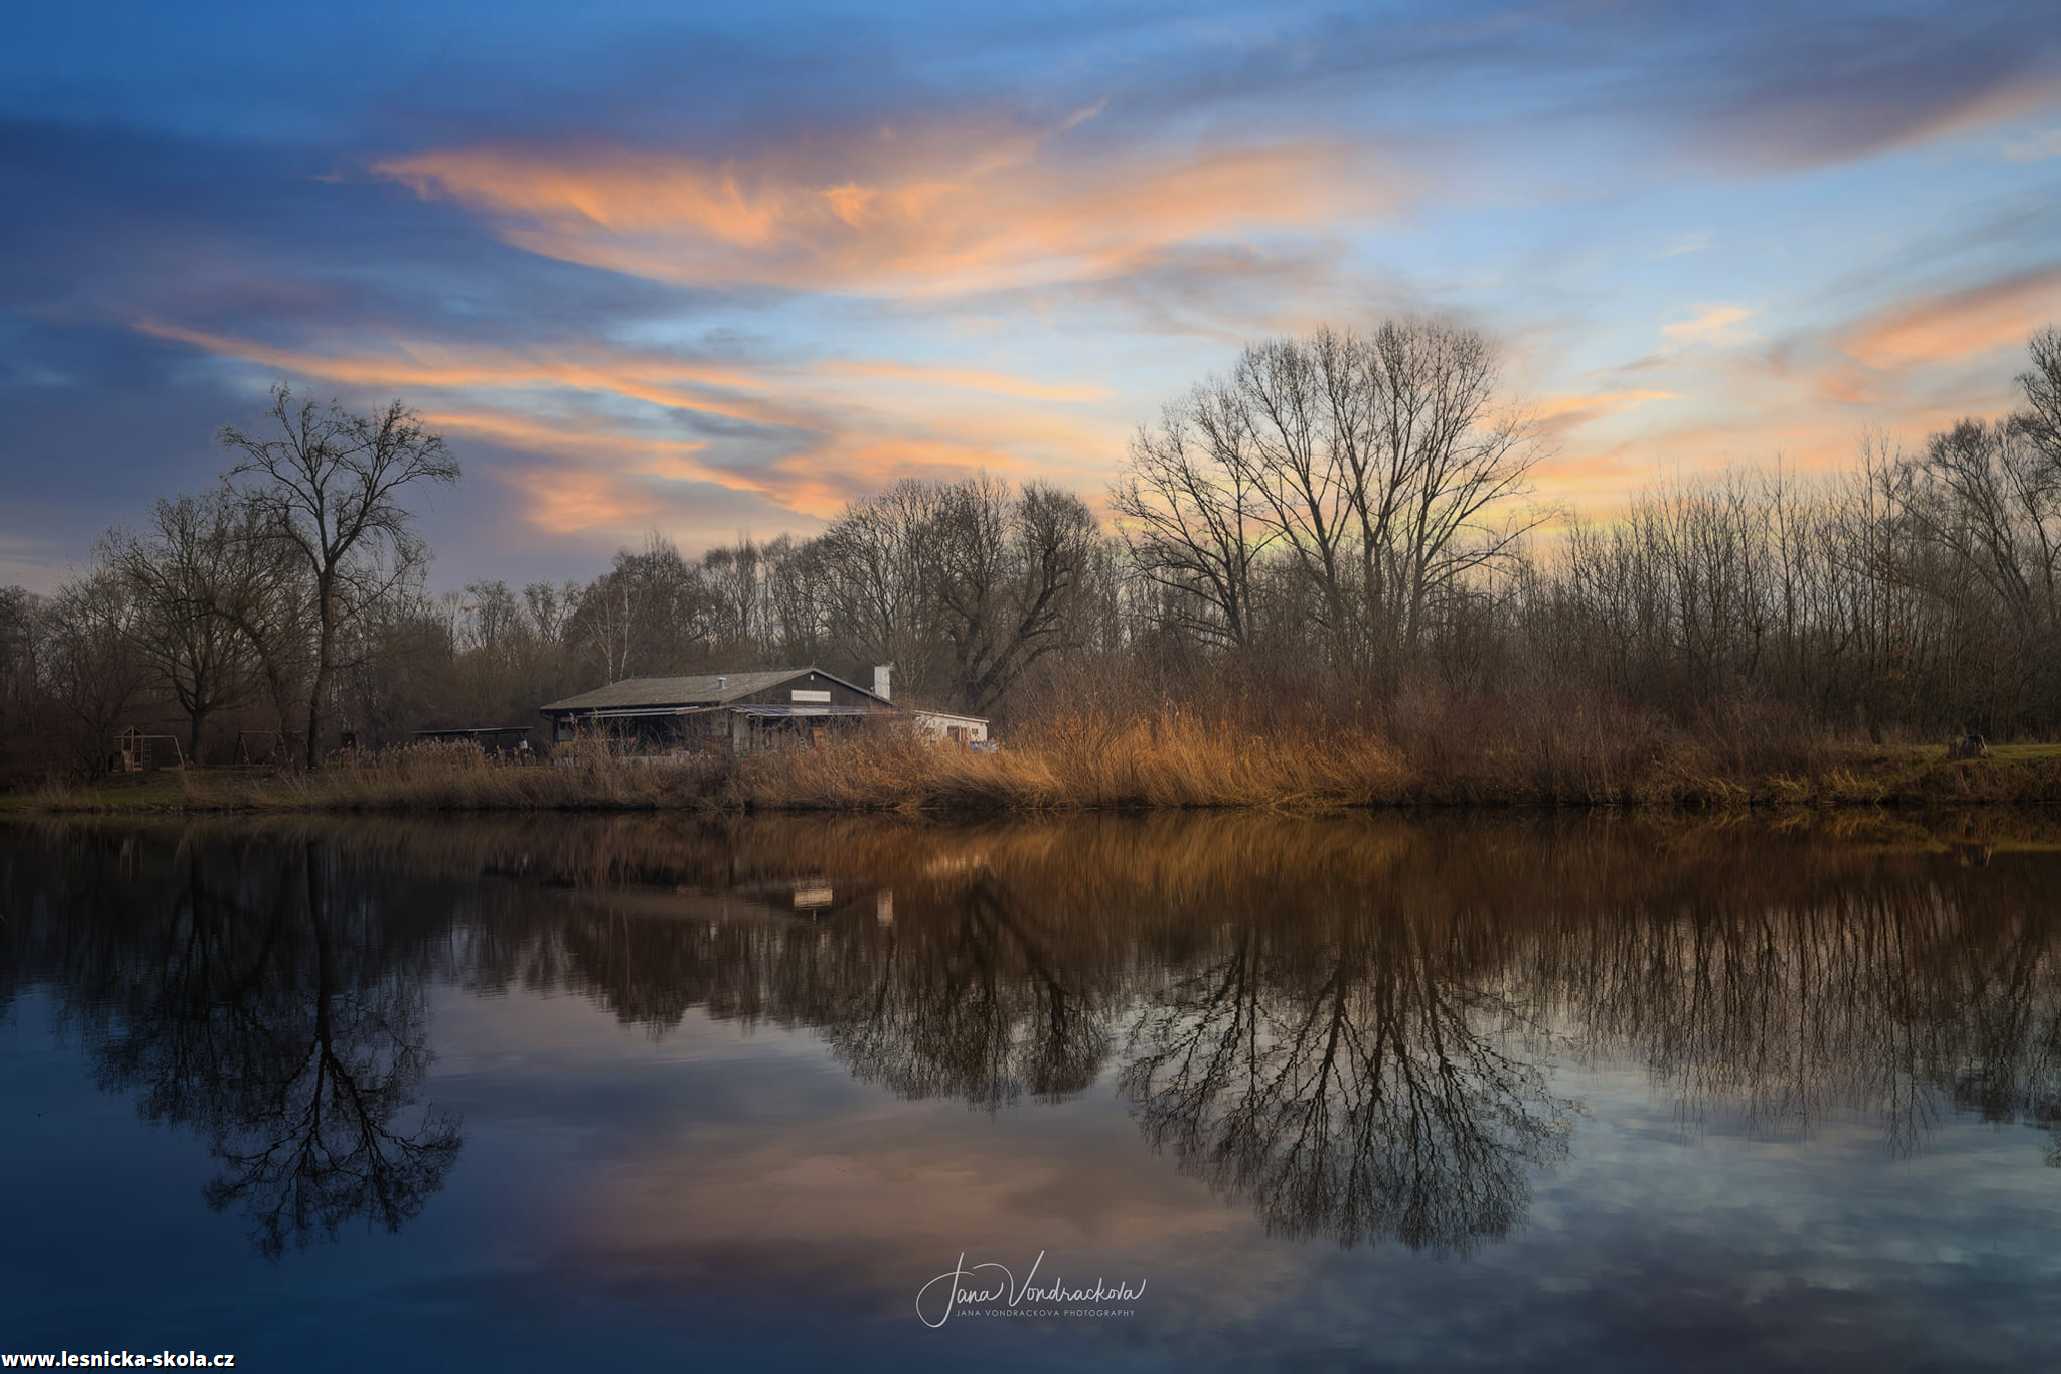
[3,813,2059,1370]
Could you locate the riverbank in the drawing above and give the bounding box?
[8,715,2061,815]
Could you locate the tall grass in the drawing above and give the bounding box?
[735,706,1413,810]
[18,704,2061,815]
[736,699,1841,812]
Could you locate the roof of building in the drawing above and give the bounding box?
[907,706,989,724]
[539,667,885,715]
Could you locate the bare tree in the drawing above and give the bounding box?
[221,387,458,766]
[761,533,824,662]
[44,565,152,771]
[702,538,767,659]
[929,478,1098,714]
[0,586,42,761]
[103,493,258,760]
[812,477,1096,712]
[816,481,951,697]
[567,533,714,682]
[2014,326,2061,467]
[1905,421,2060,650]
[1114,320,1542,681]
[1361,321,1543,660]
[1114,392,1276,650]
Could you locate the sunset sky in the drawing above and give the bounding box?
[4,0,2059,591]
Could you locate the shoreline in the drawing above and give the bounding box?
[8,738,2061,817]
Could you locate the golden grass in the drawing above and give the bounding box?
[11,712,2061,816]
[736,708,1415,811]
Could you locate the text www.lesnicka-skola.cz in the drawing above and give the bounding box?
[1,1353,233,1367]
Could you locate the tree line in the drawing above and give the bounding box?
[2,319,2056,776]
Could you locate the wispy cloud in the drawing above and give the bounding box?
[1662,304,1756,345]
[373,117,1385,296]
[1840,264,2061,371]
[1532,388,1676,440]
[133,319,801,426]
[135,312,1129,539]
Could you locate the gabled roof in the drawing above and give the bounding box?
[540,667,886,715]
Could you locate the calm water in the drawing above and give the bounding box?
[3,813,2060,1370]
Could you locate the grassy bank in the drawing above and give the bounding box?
[10,713,2061,816]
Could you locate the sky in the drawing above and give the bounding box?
[3,0,2059,593]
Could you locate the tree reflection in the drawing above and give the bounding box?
[11,811,2061,1265]
[1534,858,2061,1160]
[1122,919,1570,1251]
[824,874,1108,1107]
[21,833,461,1258]
[195,844,460,1258]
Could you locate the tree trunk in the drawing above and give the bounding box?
[305,582,335,769]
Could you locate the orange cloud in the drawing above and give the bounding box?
[421,410,813,526]
[762,434,1044,515]
[133,318,808,429]
[422,408,1019,533]
[510,467,644,535]
[138,317,1114,424]
[1661,304,1755,344]
[373,119,1378,295]
[422,409,717,477]
[1840,264,2061,371]
[1532,388,1675,439]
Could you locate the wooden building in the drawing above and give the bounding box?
[540,666,989,753]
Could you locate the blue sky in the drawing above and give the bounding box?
[3,0,2059,590]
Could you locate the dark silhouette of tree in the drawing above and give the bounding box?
[824,875,1109,1107]
[197,843,460,1258]
[222,387,458,766]
[101,493,258,760]
[35,833,462,1259]
[1122,914,1570,1252]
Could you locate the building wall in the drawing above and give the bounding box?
[911,711,989,744]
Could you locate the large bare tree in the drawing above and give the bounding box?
[1114,319,1543,679]
[222,387,458,766]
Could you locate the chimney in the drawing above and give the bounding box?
[715,675,727,691]
[873,664,892,701]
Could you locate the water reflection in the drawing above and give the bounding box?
[3,832,463,1258]
[1122,914,1570,1252]
[5,812,2060,1262]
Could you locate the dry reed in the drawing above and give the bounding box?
[16,708,2061,815]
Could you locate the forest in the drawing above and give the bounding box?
[2,318,2057,802]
